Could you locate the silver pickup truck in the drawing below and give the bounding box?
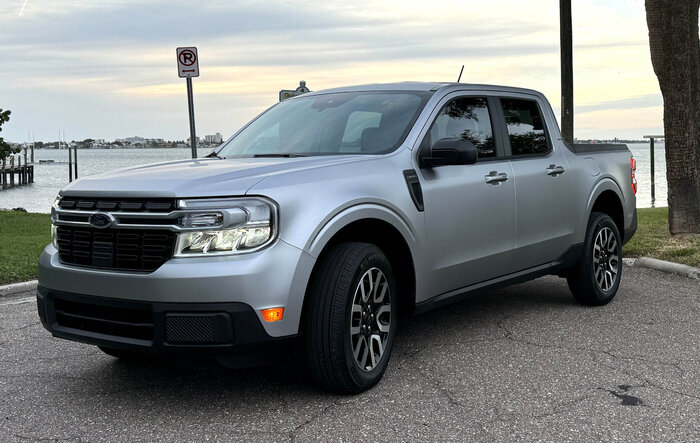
[38,82,637,393]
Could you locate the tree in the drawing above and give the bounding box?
[645,0,700,234]
[0,108,19,159]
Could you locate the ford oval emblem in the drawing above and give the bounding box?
[89,213,116,229]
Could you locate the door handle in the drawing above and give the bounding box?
[546,164,566,176]
[485,171,508,184]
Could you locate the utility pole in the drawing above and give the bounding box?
[560,0,574,144]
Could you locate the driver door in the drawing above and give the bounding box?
[418,95,518,297]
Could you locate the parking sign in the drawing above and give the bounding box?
[176,47,199,78]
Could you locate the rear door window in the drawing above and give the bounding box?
[500,98,549,156]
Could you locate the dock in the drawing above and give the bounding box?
[1,155,35,189]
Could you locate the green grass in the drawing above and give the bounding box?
[0,207,697,286]
[623,207,700,268]
[0,210,51,285]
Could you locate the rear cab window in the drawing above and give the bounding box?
[500,98,550,156]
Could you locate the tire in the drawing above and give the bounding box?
[99,346,149,361]
[567,212,623,306]
[305,242,398,394]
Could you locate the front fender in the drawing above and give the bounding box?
[304,200,420,259]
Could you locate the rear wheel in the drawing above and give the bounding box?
[567,212,623,305]
[305,242,397,394]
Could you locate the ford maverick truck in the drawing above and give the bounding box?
[38,82,637,393]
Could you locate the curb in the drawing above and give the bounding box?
[0,280,38,297]
[630,257,700,280]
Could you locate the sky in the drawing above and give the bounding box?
[1,0,664,142]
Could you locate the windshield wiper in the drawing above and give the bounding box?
[205,151,224,159]
[252,153,308,158]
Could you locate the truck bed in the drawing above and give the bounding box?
[565,143,629,154]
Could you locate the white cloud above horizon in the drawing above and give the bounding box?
[1,0,663,142]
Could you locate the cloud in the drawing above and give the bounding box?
[0,0,663,141]
[576,94,663,114]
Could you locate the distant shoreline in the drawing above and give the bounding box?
[21,141,658,150]
[27,146,215,150]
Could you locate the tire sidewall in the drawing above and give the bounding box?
[584,214,623,303]
[342,250,398,390]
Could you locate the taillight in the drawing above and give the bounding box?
[630,157,637,194]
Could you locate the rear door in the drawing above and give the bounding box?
[417,94,519,296]
[498,96,574,269]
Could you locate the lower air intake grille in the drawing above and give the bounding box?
[54,298,154,341]
[165,315,217,344]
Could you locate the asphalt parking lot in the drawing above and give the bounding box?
[1,265,698,442]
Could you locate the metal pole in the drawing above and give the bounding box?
[559,0,574,144]
[68,146,73,183]
[186,77,197,159]
[73,146,78,179]
[650,137,655,207]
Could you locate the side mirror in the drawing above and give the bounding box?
[419,137,478,168]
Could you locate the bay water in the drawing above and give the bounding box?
[0,143,665,214]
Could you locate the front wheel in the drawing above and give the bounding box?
[305,242,397,394]
[567,212,623,305]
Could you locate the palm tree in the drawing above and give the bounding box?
[645,0,700,233]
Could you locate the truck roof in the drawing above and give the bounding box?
[308,82,544,97]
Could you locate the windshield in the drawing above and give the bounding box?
[217,91,431,158]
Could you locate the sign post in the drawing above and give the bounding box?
[176,47,200,159]
[279,80,311,102]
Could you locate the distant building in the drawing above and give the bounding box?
[117,136,147,145]
[92,139,108,149]
[187,136,201,145]
[204,133,223,144]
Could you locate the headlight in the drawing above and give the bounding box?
[174,197,277,257]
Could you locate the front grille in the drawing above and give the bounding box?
[58,197,175,212]
[56,226,176,272]
[54,298,154,341]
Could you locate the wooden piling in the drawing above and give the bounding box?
[68,147,73,182]
[643,135,663,208]
[9,156,15,187]
[73,146,78,179]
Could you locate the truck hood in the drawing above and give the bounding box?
[60,155,372,198]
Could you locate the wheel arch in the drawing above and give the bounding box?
[585,179,625,238]
[301,205,419,330]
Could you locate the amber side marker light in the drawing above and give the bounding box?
[261,307,284,322]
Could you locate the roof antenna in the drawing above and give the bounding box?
[457,65,464,83]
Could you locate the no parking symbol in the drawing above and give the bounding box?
[176,47,199,78]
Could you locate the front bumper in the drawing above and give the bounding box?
[37,239,316,337]
[37,286,290,359]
